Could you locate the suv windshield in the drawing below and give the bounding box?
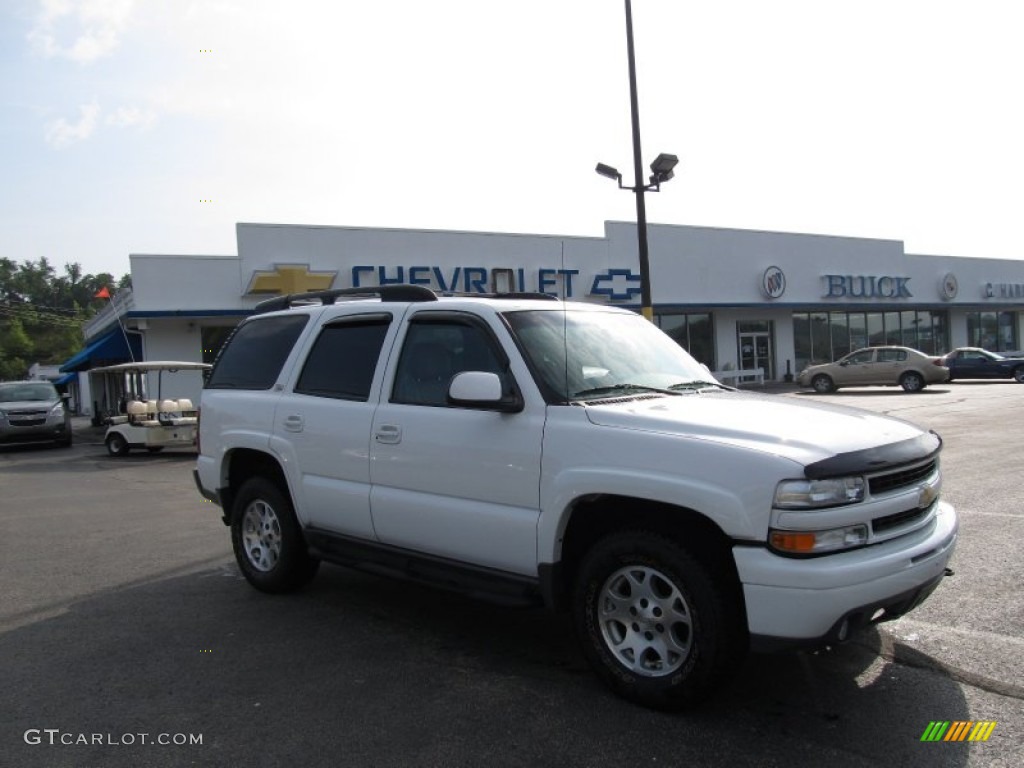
[503,309,715,402]
[0,382,59,403]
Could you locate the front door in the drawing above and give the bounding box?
[368,312,545,576]
[738,330,774,380]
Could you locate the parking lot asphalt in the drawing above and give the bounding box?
[3,382,1022,768]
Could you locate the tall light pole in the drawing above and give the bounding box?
[596,0,678,322]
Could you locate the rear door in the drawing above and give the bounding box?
[274,311,398,538]
[368,310,545,575]
[875,347,907,383]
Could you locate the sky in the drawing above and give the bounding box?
[2,0,1023,280]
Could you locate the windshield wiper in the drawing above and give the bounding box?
[667,380,729,392]
[572,383,681,399]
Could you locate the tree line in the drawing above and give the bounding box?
[0,257,131,381]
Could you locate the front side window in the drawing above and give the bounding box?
[392,317,511,407]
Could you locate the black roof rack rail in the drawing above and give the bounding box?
[437,291,560,301]
[254,285,438,314]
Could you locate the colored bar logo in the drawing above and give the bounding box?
[920,721,997,742]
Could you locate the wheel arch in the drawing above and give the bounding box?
[220,448,290,524]
[899,369,928,391]
[542,494,744,616]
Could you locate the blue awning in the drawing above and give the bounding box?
[60,329,143,373]
[53,372,78,386]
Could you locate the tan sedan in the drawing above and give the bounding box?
[796,346,949,393]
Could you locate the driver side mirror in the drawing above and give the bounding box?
[448,371,523,413]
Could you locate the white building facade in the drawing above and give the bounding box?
[67,221,1024,416]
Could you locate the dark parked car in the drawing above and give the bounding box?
[0,380,72,447]
[940,348,1024,383]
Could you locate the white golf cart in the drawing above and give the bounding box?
[91,361,211,456]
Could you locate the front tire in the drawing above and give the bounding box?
[811,374,835,393]
[572,531,745,710]
[231,477,319,593]
[105,432,128,456]
[900,371,925,392]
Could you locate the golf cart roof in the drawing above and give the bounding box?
[91,361,212,374]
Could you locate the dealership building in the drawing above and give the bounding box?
[62,220,1024,417]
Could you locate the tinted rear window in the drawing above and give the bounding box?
[295,315,391,401]
[206,315,309,390]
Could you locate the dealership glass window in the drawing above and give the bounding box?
[930,312,949,355]
[830,314,851,360]
[793,314,811,371]
[900,311,919,349]
[848,313,868,350]
[867,313,884,346]
[883,312,901,345]
[656,312,715,369]
[967,311,1018,352]
[793,313,829,371]
[915,310,934,354]
[793,309,950,368]
[998,312,1018,350]
[810,313,830,366]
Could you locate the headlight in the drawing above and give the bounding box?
[774,477,864,509]
[769,524,868,555]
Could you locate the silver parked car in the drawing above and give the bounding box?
[796,346,949,393]
[0,380,72,447]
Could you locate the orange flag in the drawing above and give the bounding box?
[94,286,111,299]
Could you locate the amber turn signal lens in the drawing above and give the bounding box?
[769,531,817,553]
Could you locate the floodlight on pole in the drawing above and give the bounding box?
[595,0,678,323]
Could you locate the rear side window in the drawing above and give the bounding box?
[295,314,392,401]
[206,315,309,390]
[877,349,908,362]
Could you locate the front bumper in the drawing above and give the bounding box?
[735,500,957,649]
[0,421,68,444]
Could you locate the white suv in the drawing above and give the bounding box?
[194,286,958,709]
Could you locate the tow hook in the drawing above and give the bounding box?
[944,567,955,577]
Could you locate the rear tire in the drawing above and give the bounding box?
[231,477,319,593]
[1014,367,1024,383]
[900,371,925,392]
[572,530,745,710]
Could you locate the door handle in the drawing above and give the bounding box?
[375,424,401,444]
[283,414,304,433]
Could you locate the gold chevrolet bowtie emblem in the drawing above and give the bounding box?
[246,264,337,295]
